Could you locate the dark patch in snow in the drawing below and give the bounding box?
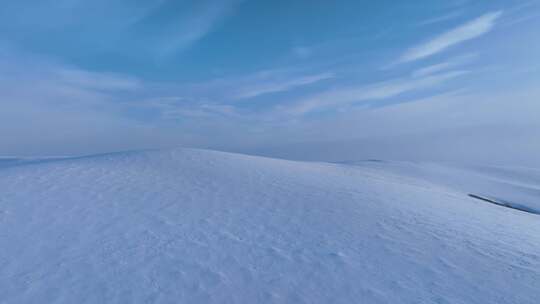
[333,159,387,166]
[468,194,539,215]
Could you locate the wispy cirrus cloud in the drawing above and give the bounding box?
[179,69,335,102]
[284,70,468,115]
[411,53,476,78]
[233,72,335,99]
[499,1,540,28]
[411,62,456,78]
[150,0,244,56]
[417,11,463,26]
[139,96,241,121]
[399,11,502,63]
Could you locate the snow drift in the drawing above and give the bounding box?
[0,149,539,303]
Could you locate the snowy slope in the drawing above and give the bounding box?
[347,160,540,214]
[0,149,539,303]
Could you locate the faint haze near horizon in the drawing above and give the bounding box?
[1,0,539,166]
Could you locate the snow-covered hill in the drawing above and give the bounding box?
[1,149,539,303]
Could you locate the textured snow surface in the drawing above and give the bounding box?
[1,149,539,303]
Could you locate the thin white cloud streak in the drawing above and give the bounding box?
[233,72,335,99]
[141,97,240,120]
[411,53,476,78]
[178,68,336,102]
[400,11,502,63]
[499,12,540,28]
[417,11,463,26]
[412,62,454,78]
[158,0,244,55]
[285,71,468,115]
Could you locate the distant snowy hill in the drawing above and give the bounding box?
[1,149,539,303]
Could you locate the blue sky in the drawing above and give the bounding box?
[1,0,540,164]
